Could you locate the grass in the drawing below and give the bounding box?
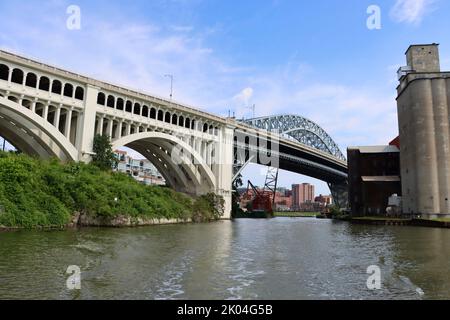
[274,212,319,218]
[0,151,223,228]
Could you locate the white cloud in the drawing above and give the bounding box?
[390,0,438,25]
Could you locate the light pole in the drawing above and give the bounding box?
[164,74,173,100]
[242,104,255,119]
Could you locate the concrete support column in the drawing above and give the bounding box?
[106,118,113,138]
[118,121,123,139]
[43,103,49,122]
[97,116,104,135]
[65,108,73,138]
[31,99,36,113]
[54,104,62,128]
[215,125,234,219]
[126,122,131,136]
[77,84,100,162]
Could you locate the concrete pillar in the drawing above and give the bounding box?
[43,103,49,122]
[77,84,100,162]
[215,125,234,219]
[31,99,36,113]
[126,122,131,136]
[97,116,104,135]
[118,121,123,139]
[65,108,73,138]
[54,104,62,128]
[106,118,113,138]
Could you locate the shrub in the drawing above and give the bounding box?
[0,151,223,228]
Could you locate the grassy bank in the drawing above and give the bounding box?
[274,212,318,218]
[0,152,223,229]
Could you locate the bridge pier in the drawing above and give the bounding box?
[329,181,348,209]
[77,84,100,163]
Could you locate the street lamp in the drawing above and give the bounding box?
[164,74,173,100]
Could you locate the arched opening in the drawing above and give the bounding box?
[8,96,19,103]
[142,105,149,117]
[47,105,57,125]
[39,76,50,91]
[125,101,133,113]
[179,116,184,127]
[209,125,214,134]
[11,68,24,85]
[117,98,124,111]
[111,146,167,187]
[191,120,196,130]
[25,73,37,88]
[0,64,9,81]
[35,102,45,117]
[203,123,208,133]
[75,87,84,100]
[157,110,164,121]
[165,112,171,123]
[111,132,217,194]
[150,108,156,119]
[172,114,178,125]
[185,118,191,129]
[214,127,219,136]
[21,99,32,110]
[63,83,74,98]
[0,100,78,161]
[134,103,141,116]
[107,95,115,108]
[97,92,106,105]
[52,80,62,95]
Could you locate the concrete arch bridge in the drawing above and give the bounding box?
[0,50,347,217]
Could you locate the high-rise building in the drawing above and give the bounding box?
[292,183,315,210]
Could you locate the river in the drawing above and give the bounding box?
[1,218,450,300]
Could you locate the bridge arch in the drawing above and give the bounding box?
[0,96,78,161]
[242,114,346,161]
[111,131,216,194]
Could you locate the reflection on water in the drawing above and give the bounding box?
[1,218,450,300]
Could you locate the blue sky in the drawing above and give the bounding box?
[1,0,449,194]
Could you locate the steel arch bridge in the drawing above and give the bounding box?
[241,115,346,161]
[238,115,348,207]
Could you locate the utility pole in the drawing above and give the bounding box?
[164,74,173,100]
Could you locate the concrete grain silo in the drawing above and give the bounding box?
[397,44,450,218]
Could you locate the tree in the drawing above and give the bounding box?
[232,173,244,217]
[92,134,118,171]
